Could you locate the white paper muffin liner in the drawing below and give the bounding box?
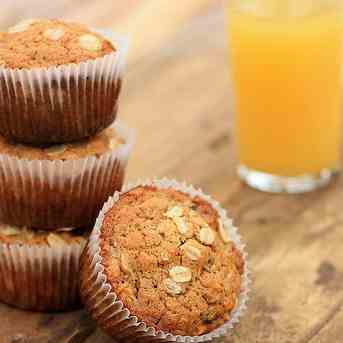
[0,30,129,144]
[80,178,250,343]
[0,235,86,312]
[0,121,134,230]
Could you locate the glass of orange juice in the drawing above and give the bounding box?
[227,0,343,193]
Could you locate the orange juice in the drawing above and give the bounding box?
[228,2,343,180]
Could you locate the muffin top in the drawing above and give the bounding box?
[0,19,115,69]
[0,127,125,161]
[100,186,244,336]
[0,224,88,246]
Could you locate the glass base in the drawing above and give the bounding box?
[238,165,336,194]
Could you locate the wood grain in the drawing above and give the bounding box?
[0,1,342,342]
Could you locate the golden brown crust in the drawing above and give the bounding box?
[0,127,124,161]
[0,19,115,69]
[99,186,244,336]
[0,224,89,246]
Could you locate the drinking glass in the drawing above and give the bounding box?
[227,0,343,193]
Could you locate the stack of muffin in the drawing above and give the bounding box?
[0,19,133,311]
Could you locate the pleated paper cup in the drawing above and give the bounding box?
[0,232,86,312]
[0,122,134,230]
[80,179,250,343]
[0,30,128,144]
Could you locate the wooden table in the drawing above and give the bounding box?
[1,1,343,342]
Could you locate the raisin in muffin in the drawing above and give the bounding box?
[81,182,247,340]
[0,19,127,143]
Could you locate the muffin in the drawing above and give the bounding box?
[0,19,128,144]
[80,179,249,342]
[0,122,134,229]
[0,224,88,311]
